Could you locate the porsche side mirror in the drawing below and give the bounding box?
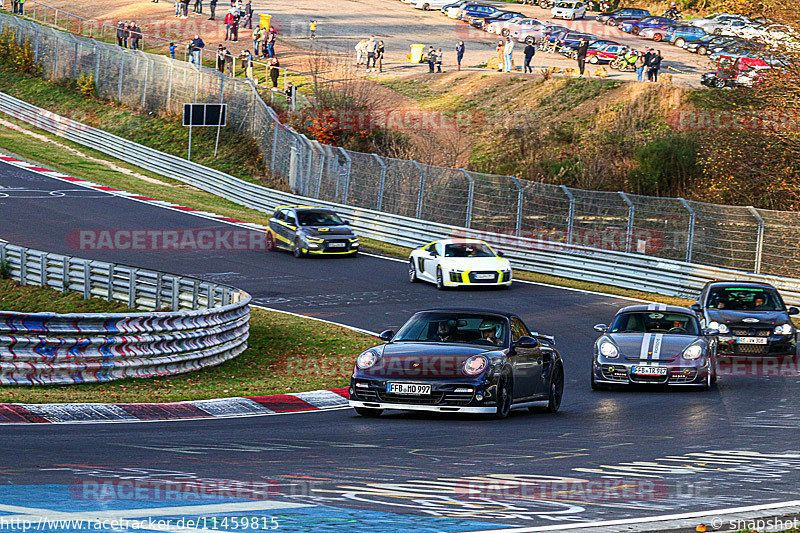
[789,307,799,316]
[593,323,608,333]
[379,329,394,342]
[690,303,702,312]
[496,251,505,257]
[703,328,720,336]
[514,336,539,349]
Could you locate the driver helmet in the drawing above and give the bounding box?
[479,320,500,337]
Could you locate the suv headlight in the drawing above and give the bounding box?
[599,341,618,358]
[356,350,379,370]
[708,321,729,334]
[463,355,488,376]
[305,236,323,243]
[682,344,703,360]
[774,324,794,335]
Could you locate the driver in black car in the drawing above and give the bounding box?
[753,295,769,310]
[479,320,500,345]
[437,322,456,342]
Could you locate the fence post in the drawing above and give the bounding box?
[270,122,279,173]
[128,269,137,309]
[34,27,40,62]
[461,169,475,229]
[83,261,91,299]
[166,63,173,114]
[747,206,765,274]
[72,39,79,77]
[374,154,387,212]
[338,147,352,204]
[618,191,635,253]
[141,55,149,108]
[61,256,69,293]
[509,176,524,237]
[40,253,48,287]
[107,264,116,301]
[413,161,426,220]
[679,198,695,263]
[52,32,58,78]
[288,139,299,192]
[117,48,124,101]
[93,42,100,85]
[171,277,180,311]
[155,272,163,310]
[559,185,575,245]
[19,248,27,286]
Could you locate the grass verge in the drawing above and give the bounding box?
[0,279,372,404]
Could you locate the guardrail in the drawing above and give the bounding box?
[3,91,800,307]
[0,241,250,385]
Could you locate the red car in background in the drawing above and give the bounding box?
[585,42,625,63]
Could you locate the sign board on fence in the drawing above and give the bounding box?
[183,103,227,127]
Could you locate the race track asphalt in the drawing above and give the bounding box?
[2,160,800,532]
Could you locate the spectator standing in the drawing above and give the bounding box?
[495,40,504,71]
[355,39,367,66]
[189,35,205,65]
[266,27,276,58]
[285,81,295,108]
[365,36,378,72]
[244,1,253,29]
[269,57,281,88]
[175,0,181,17]
[260,28,270,57]
[209,0,217,19]
[242,50,254,80]
[635,52,645,81]
[216,44,226,72]
[180,0,190,18]
[169,42,177,59]
[644,48,654,80]
[436,48,443,72]
[230,10,240,42]
[122,23,131,48]
[253,26,262,55]
[116,22,126,47]
[224,47,234,75]
[648,50,662,81]
[524,39,535,73]
[129,22,141,51]
[456,40,464,71]
[193,0,202,14]
[309,20,317,39]
[503,36,514,72]
[376,40,385,72]
[224,10,235,40]
[576,37,589,77]
[17,0,24,15]
[427,47,436,73]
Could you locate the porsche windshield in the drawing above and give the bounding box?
[297,210,344,227]
[706,287,783,311]
[610,312,700,335]
[393,312,509,346]
[444,243,495,258]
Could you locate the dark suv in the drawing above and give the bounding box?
[597,7,650,25]
[692,281,799,356]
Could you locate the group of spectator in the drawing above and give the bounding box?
[115,21,143,50]
[10,0,25,15]
[253,25,278,58]
[173,0,251,23]
[355,36,385,72]
[426,47,443,73]
[639,49,663,82]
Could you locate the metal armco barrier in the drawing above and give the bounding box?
[2,92,800,307]
[0,241,250,385]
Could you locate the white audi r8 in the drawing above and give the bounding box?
[408,238,512,289]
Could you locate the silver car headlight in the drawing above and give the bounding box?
[708,321,729,334]
[356,350,379,370]
[599,341,618,358]
[682,344,703,360]
[774,324,794,335]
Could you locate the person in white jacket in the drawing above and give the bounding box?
[355,39,368,66]
[503,36,514,72]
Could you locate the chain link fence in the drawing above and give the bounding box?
[3,12,800,278]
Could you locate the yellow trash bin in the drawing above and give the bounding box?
[410,44,426,63]
[260,14,271,29]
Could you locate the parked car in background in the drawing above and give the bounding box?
[597,7,650,26]
[491,17,544,37]
[584,41,625,63]
[469,10,526,29]
[515,23,566,44]
[551,0,586,20]
[666,24,708,47]
[443,0,471,18]
[412,0,458,10]
[691,13,751,33]
[456,3,501,20]
[683,35,742,54]
[556,32,601,56]
[619,16,674,35]
[639,24,675,41]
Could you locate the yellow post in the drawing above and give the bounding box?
[260,14,271,29]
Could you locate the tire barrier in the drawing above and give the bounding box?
[0,241,250,385]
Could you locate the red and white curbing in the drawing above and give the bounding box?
[0,155,268,231]
[0,388,350,424]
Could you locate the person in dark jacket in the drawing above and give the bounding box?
[644,48,654,80]
[129,23,141,50]
[122,23,131,48]
[648,50,662,82]
[269,57,280,88]
[285,81,295,107]
[216,44,226,72]
[523,40,535,73]
[244,1,253,28]
[180,0,190,18]
[209,0,217,19]
[116,22,126,47]
[376,41,385,72]
[189,35,205,64]
[456,41,464,71]
[427,47,436,73]
[576,37,589,77]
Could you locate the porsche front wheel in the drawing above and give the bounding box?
[495,374,512,419]
[547,363,564,413]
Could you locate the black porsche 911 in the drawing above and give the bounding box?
[266,205,359,257]
[692,281,799,356]
[348,309,564,419]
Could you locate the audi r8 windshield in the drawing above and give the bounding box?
[297,210,345,227]
[393,312,509,346]
[610,312,701,335]
[444,242,495,258]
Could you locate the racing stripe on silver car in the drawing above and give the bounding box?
[651,333,664,360]
[640,333,653,360]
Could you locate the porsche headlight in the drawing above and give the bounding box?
[356,350,379,370]
[682,344,703,360]
[774,323,794,335]
[463,355,488,376]
[708,321,729,334]
[599,341,618,358]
